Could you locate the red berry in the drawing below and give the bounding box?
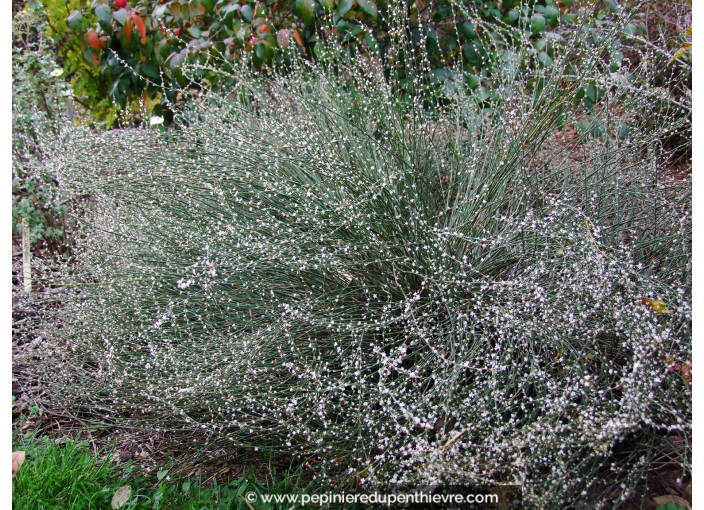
[115,0,127,8]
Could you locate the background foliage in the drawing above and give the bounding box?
[12,2,73,252]
[42,0,661,125]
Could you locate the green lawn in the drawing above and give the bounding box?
[12,432,310,510]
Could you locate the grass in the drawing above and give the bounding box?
[12,431,312,510]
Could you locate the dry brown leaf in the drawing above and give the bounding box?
[683,484,692,503]
[669,44,692,64]
[638,297,669,314]
[653,495,691,510]
[680,361,692,383]
[111,485,132,509]
[12,451,26,478]
[237,494,256,510]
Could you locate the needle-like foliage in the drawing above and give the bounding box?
[37,3,690,506]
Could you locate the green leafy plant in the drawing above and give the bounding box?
[654,505,687,510]
[41,0,122,126]
[47,0,591,123]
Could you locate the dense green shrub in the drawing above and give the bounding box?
[48,0,609,121]
[38,4,690,507]
[39,0,122,126]
[40,0,693,131]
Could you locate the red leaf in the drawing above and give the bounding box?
[638,297,669,314]
[132,13,147,44]
[293,28,303,47]
[125,16,132,41]
[277,28,288,48]
[87,29,101,50]
[681,362,692,383]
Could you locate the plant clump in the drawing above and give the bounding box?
[36,3,691,507]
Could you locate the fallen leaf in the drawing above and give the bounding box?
[111,485,132,509]
[683,484,692,503]
[638,297,669,314]
[669,43,692,64]
[553,349,567,362]
[653,495,691,509]
[237,494,256,510]
[665,356,692,382]
[680,361,692,383]
[12,451,25,477]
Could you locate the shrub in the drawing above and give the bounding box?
[39,0,121,126]
[51,0,589,121]
[40,4,690,507]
